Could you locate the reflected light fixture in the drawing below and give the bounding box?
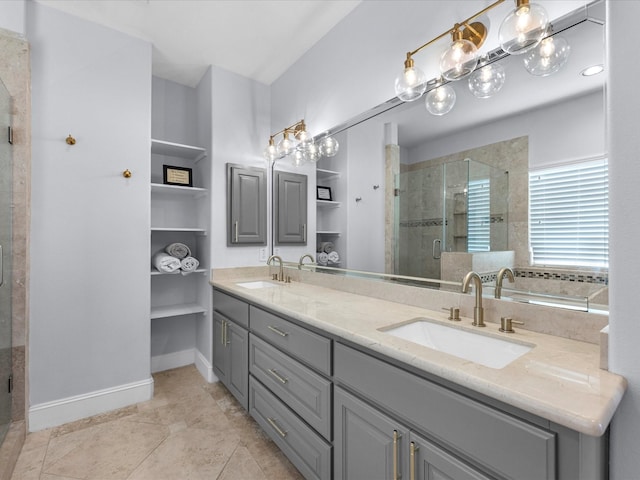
[523,36,570,76]
[499,0,549,55]
[264,120,339,166]
[425,83,456,116]
[581,64,604,77]
[468,62,506,98]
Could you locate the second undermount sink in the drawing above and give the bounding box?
[380,318,533,369]
[235,281,279,289]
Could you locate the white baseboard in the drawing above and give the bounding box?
[195,349,219,383]
[29,377,154,432]
[151,349,195,373]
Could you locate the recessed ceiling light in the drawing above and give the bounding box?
[580,64,604,77]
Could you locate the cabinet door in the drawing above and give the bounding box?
[409,431,493,480]
[212,312,228,383]
[334,387,409,480]
[275,171,307,244]
[226,320,249,410]
[227,164,267,245]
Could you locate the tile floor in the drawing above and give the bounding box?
[10,365,304,479]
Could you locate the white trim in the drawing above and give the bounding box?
[150,348,195,373]
[195,349,219,383]
[29,377,154,432]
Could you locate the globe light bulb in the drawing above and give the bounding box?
[263,139,278,163]
[468,63,506,99]
[304,142,321,163]
[425,84,456,116]
[523,36,571,76]
[277,132,295,157]
[292,149,306,167]
[394,56,427,102]
[440,35,478,81]
[499,1,549,55]
[319,135,339,157]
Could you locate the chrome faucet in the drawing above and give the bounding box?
[462,271,485,327]
[298,254,315,270]
[267,255,284,281]
[494,267,515,299]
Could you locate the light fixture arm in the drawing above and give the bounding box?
[407,0,505,59]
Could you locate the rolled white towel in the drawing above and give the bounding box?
[152,251,181,273]
[320,241,334,253]
[165,242,191,259]
[317,252,329,266]
[180,256,200,275]
[327,251,340,265]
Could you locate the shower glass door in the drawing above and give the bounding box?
[0,77,12,443]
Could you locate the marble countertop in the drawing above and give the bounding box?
[211,272,626,437]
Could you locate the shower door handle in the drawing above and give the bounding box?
[432,239,441,259]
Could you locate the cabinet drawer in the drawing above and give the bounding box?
[250,377,331,480]
[250,335,331,440]
[334,343,556,480]
[250,306,331,375]
[213,289,249,328]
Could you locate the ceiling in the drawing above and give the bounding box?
[35,0,361,87]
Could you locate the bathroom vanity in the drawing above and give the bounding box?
[211,270,625,480]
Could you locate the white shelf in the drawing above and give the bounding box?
[151,183,207,197]
[151,227,207,234]
[151,303,207,320]
[151,268,207,276]
[317,231,341,236]
[317,200,341,208]
[151,139,207,163]
[317,168,341,181]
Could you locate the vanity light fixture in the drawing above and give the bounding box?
[425,83,456,115]
[264,120,339,166]
[395,0,554,115]
[580,64,604,77]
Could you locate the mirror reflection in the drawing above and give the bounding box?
[311,2,607,312]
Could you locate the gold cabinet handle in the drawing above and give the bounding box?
[268,368,288,384]
[267,417,288,438]
[220,320,226,346]
[267,325,289,337]
[410,441,418,480]
[224,321,230,345]
[393,430,401,480]
[234,221,239,243]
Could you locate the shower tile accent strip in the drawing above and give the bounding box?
[514,269,608,286]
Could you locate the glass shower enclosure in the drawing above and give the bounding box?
[0,77,12,445]
[396,157,508,280]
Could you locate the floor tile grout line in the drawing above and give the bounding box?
[214,442,241,480]
[124,419,172,480]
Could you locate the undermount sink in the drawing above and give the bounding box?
[235,281,279,289]
[380,318,533,369]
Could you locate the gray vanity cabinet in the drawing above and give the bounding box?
[274,171,307,245]
[212,289,250,409]
[227,163,267,245]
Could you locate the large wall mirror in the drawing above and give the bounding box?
[295,2,607,312]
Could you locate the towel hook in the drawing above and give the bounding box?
[123,169,132,178]
[65,134,76,145]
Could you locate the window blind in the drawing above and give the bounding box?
[529,159,608,268]
[467,178,490,252]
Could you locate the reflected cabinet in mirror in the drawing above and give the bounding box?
[294,1,607,312]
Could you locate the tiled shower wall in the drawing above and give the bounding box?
[0,25,30,472]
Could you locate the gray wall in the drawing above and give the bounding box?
[27,2,152,406]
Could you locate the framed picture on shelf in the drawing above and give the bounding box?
[163,165,193,187]
[317,186,332,201]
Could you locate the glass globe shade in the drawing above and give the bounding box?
[394,65,427,102]
[468,63,506,99]
[277,135,295,157]
[499,2,549,55]
[440,38,478,81]
[304,142,321,163]
[425,84,456,116]
[292,149,306,167]
[263,143,278,163]
[319,136,339,157]
[523,36,571,76]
